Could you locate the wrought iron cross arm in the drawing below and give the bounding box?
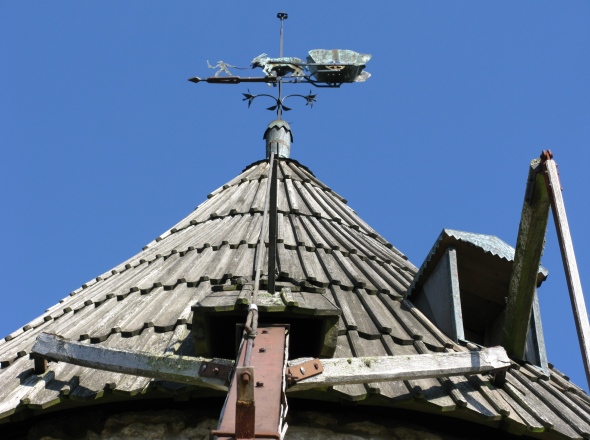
[243,89,317,114]
[282,91,317,108]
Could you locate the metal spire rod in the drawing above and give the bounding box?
[277,12,287,120]
[278,12,287,58]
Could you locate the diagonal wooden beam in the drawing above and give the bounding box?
[503,158,550,358]
[543,154,590,387]
[31,332,233,391]
[287,346,511,391]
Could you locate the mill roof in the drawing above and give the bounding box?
[2,157,590,439]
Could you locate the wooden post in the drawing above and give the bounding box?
[503,158,550,359]
[543,154,590,387]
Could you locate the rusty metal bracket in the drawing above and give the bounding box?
[286,359,323,386]
[199,361,233,383]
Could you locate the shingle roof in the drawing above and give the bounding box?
[2,158,590,439]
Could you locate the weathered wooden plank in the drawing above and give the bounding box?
[315,247,354,289]
[544,157,590,388]
[331,250,372,289]
[281,215,297,249]
[503,158,550,359]
[346,254,384,294]
[306,184,341,222]
[323,334,366,401]
[284,178,304,214]
[413,247,464,343]
[299,216,327,250]
[355,288,395,334]
[357,336,413,401]
[0,359,58,418]
[331,286,379,337]
[512,370,590,437]
[402,299,455,349]
[503,379,554,430]
[277,244,305,281]
[288,346,511,391]
[31,333,232,391]
[329,285,358,331]
[468,375,512,417]
[300,181,328,218]
[298,248,329,286]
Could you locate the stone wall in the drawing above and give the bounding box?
[7,400,519,440]
[23,409,470,440]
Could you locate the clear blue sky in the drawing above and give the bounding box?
[2,2,590,389]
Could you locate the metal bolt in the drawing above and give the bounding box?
[314,363,319,370]
[213,367,219,375]
[201,364,207,372]
[256,381,264,387]
[241,372,251,384]
[259,347,266,353]
[300,367,306,375]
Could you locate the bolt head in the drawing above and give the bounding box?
[300,367,306,375]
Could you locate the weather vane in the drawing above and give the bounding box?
[189,12,371,120]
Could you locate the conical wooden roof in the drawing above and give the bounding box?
[1,158,590,439]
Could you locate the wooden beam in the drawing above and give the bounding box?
[31,332,232,391]
[544,156,590,387]
[32,334,510,393]
[503,158,550,358]
[287,346,511,391]
[268,155,279,294]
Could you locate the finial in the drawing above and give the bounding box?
[264,120,292,159]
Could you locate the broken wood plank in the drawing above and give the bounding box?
[287,346,511,391]
[503,158,550,359]
[31,333,232,391]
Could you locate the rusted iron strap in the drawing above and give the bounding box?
[214,326,287,440]
[286,359,323,386]
[199,361,233,380]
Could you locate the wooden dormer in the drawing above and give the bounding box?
[407,229,549,369]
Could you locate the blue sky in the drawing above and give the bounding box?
[2,2,590,389]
